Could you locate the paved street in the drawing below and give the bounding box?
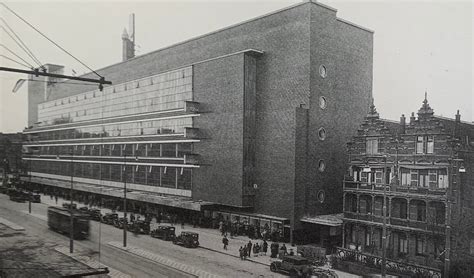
[0,193,286,277]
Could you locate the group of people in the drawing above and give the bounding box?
[237,240,269,260]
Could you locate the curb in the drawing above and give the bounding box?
[198,246,271,267]
[0,216,25,231]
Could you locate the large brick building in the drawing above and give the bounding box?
[23,0,373,243]
[339,97,474,277]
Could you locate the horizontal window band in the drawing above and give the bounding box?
[29,108,185,133]
[23,157,199,168]
[23,139,200,147]
[26,113,198,134]
[31,155,185,161]
[29,133,186,143]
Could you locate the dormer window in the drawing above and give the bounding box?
[416,136,434,154]
[366,138,378,154]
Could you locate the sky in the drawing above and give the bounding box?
[0,0,472,133]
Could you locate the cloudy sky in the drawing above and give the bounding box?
[0,0,472,132]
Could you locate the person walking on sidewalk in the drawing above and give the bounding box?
[247,240,253,257]
[239,246,243,260]
[222,235,229,250]
[262,239,268,255]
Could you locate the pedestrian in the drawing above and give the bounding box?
[247,240,252,257]
[222,235,229,250]
[181,218,185,229]
[243,246,248,260]
[253,243,259,257]
[219,221,224,235]
[130,213,135,222]
[281,243,287,255]
[54,195,58,204]
[262,239,268,255]
[239,246,243,260]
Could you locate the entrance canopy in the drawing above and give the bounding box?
[300,213,343,227]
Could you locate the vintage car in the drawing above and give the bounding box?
[129,220,150,234]
[150,225,176,241]
[173,231,199,248]
[102,212,118,225]
[62,203,77,210]
[270,256,313,277]
[30,191,41,203]
[8,189,28,203]
[114,217,127,229]
[88,209,102,221]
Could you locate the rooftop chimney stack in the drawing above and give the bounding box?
[455,110,461,122]
[400,114,406,134]
[410,112,415,125]
[122,13,135,62]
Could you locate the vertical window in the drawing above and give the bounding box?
[419,170,429,187]
[365,229,371,247]
[416,236,425,255]
[399,235,408,254]
[401,168,410,186]
[416,136,424,154]
[416,136,435,154]
[410,170,418,187]
[427,136,434,153]
[366,138,378,154]
[375,170,383,184]
[438,169,448,188]
[360,171,368,183]
[428,170,437,188]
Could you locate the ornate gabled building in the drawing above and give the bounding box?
[338,96,474,277]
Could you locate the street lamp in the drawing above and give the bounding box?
[69,147,74,254]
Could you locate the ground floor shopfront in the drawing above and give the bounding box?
[19,175,292,243]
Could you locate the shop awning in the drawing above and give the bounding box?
[23,176,213,211]
[300,213,343,227]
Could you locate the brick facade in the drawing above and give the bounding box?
[25,1,373,240]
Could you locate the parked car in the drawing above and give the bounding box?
[173,231,199,248]
[150,225,176,241]
[88,209,102,221]
[114,217,127,229]
[102,213,118,225]
[30,191,41,203]
[270,255,313,277]
[62,203,77,210]
[129,220,150,234]
[78,206,90,213]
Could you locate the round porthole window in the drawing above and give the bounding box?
[319,65,327,78]
[318,127,326,141]
[317,190,325,203]
[319,96,327,109]
[318,159,326,172]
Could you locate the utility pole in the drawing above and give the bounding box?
[381,155,388,277]
[28,159,31,214]
[123,153,127,248]
[69,148,74,253]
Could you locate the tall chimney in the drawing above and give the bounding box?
[122,14,135,62]
[400,114,406,134]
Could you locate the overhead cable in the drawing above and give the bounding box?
[0,25,41,68]
[0,17,43,68]
[0,54,32,68]
[0,43,35,68]
[0,2,103,78]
